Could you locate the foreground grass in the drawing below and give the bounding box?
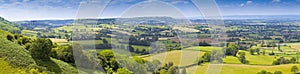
[0,58,25,73]
[50,58,78,74]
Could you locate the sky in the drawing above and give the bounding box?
[0,0,300,21]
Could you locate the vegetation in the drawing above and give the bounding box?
[2,15,300,74]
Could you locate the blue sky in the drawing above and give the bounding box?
[0,0,300,21]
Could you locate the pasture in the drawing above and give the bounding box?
[184,46,223,52]
[143,50,205,66]
[186,64,300,74]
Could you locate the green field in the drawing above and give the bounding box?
[184,46,223,52]
[187,64,300,74]
[143,50,205,66]
[223,56,242,64]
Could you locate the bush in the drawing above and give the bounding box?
[274,71,282,74]
[51,45,74,63]
[291,65,299,73]
[29,38,53,60]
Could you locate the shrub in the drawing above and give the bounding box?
[29,38,53,60]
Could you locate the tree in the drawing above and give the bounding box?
[291,65,299,73]
[103,39,108,44]
[257,70,272,74]
[202,52,211,62]
[128,45,134,52]
[274,71,282,74]
[256,48,260,55]
[290,57,297,64]
[6,34,14,41]
[29,38,53,60]
[167,66,179,74]
[197,57,204,65]
[98,50,119,71]
[53,45,74,63]
[250,48,256,55]
[238,52,248,64]
[262,50,266,55]
[258,70,267,74]
[225,43,239,56]
[273,57,289,65]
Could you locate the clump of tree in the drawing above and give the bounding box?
[257,70,273,74]
[238,52,249,64]
[225,43,240,56]
[6,34,33,50]
[29,38,53,60]
[274,71,283,74]
[145,60,161,73]
[250,48,260,55]
[272,57,297,65]
[51,44,74,63]
[6,34,14,41]
[155,62,179,74]
[257,70,283,74]
[197,50,224,64]
[291,65,299,74]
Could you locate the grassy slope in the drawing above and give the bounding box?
[50,58,78,74]
[0,30,78,73]
[0,30,36,67]
[0,58,25,73]
[0,17,20,33]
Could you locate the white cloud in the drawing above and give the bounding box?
[246,1,253,4]
[272,0,280,2]
[240,3,245,7]
[22,0,30,2]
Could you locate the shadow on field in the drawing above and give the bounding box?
[33,58,62,73]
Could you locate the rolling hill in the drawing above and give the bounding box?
[0,17,78,73]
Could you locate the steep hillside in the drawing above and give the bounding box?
[0,30,36,67]
[0,17,78,73]
[0,17,21,33]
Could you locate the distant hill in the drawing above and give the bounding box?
[14,15,300,27]
[15,16,191,27]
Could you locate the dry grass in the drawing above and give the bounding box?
[173,27,199,32]
[143,50,205,66]
[50,38,68,43]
